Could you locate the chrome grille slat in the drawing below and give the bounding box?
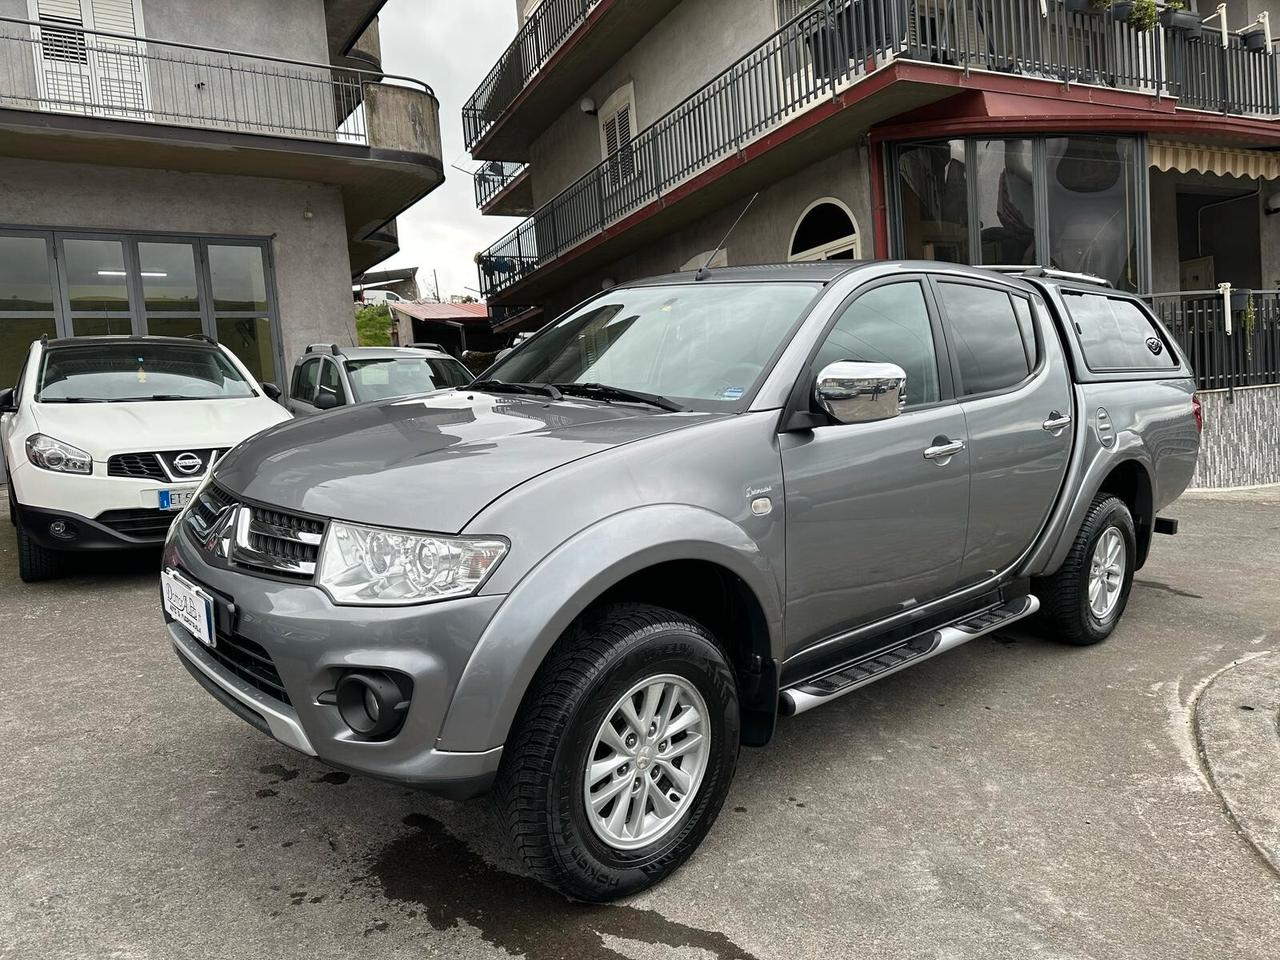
[185,483,325,581]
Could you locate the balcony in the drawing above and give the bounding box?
[476,0,1280,303]
[474,160,534,216]
[0,14,443,273]
[462,0,680,160]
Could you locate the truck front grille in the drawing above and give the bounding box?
[185,483,326,581]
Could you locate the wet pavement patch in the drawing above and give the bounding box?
[313,771,351,785]
[367,812,761,960]
[259,764,299,782]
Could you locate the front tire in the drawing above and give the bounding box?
[1036,495,1136,646]
[495,603,740,902]
[16,514,63,583]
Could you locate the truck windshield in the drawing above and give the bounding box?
[345,357,472,401]
[36,342,256,402]
[487,281,822,411]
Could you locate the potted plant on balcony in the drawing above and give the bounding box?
[1160,2,1202,39]
[1063,0,1108,14]
[1112,0,1158,31]
[1244,28,1271,53]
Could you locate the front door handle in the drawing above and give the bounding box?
[1042,412,1072,433]
[923,438,966,461]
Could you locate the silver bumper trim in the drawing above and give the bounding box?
[169,622,316,756]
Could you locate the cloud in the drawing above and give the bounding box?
[375,0,524,300]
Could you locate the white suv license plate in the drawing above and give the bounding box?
[158,488,196,511]
[162,569,215,648]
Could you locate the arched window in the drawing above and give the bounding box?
[789,199,860,261]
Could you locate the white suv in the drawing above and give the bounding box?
[0,336,290,582]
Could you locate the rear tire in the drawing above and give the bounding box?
[494,603,739,902]
[16,514,63,583]
[1035,495,1135,646]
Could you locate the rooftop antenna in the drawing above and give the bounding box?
[696,191,759,281]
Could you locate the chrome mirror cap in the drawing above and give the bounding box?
[814,361,907,425]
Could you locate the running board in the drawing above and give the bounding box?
[779,595,1040,717]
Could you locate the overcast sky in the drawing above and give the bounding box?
[373,0,523,301]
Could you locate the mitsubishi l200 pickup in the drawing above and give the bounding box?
[161,261,1200,901]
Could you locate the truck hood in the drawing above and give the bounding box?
[213,391,721,533]
[31,396,291,459]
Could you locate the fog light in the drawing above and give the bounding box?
[335,671,409,738]
[48,520,76,540]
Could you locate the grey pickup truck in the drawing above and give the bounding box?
[161,261,1200,901]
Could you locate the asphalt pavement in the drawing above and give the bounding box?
[1,487,1278,960]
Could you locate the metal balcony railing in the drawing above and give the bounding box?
[0,14,433,145]
[474,160,529,209]
[463,0,601,150]
[1150,290,1280,393]
[475,1,1280,298]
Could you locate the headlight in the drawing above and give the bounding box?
[26,434,92,474]
[316,520,507,606]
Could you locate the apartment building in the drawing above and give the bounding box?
[467,0,1280,487]
[0,0,443,387]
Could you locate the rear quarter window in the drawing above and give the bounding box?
[1063,293,1177,371]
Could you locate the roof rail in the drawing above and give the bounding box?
[407,342,448,353]
[982,265,1112,288]
[305,343,343,356]
[184,333,218,345]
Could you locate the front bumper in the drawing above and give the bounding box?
[16,502,176,551]
[163,522,506,799]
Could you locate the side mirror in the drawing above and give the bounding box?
[314,387,340,411]
[0,387,14,413]
[814,361,907,425]
[260,382,282,403]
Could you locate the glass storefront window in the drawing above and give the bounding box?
[0,235,56,386]
[975,139,1037,266]
[64,238,130,313]
[139,242,200,313]
[1045,136,1140,291]
[892,135,1144,291]
[209,245,269,312]
[896,140,969,264]
[216,316,275,382]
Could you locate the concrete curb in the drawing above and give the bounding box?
[1194,651,1280,876]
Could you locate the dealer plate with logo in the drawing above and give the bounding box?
[162,568,215,648]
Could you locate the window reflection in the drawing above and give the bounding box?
[1046,137,1139,291]
[976,139,1036,266]
[897,140,968,263]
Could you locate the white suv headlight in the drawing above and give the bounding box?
[26,434,92,474]
[316,520,507,606]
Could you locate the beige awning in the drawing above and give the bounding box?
[1150,139,1280,181]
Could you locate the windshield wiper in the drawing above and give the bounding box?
[552,382,686,412]
[470,379,563,401]
[38,396,120,403]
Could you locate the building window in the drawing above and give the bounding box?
[29,0,148,118]
[0,228,281,384]
[599,84,637,188]
[891,135,1144,291]
[789,199,860,261]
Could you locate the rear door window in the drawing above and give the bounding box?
[1062,293,1176,370]
[936,282,1033,396]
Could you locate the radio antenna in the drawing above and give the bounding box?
[696,191,759,281]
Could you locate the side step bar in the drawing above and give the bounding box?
[779,595,1040,717]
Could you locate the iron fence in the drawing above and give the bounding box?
[473,160,529,210]
[0,14,433,145]
[463,0,601,150]
[1150,290,1280,392]
[1170,27,1280,117]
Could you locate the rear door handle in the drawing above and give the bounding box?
[1042,412,1072,432]
[923,439,966,461]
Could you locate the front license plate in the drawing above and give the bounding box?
[162,569,215,648]
[159,488,196,512]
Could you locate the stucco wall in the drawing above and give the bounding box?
[142,0,329,61]
[540,144,873,317]
[0,157,354,378]
[1193,385,1280,488]
[527,0,778,206]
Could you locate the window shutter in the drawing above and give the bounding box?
[615,103,634,182]
[87,0,138,35]
[35,0,84,22]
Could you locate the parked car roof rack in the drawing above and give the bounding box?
[983,265,1112,288]
[407,342,448,353]
[184,333,218,345]
[305,343,343,356]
